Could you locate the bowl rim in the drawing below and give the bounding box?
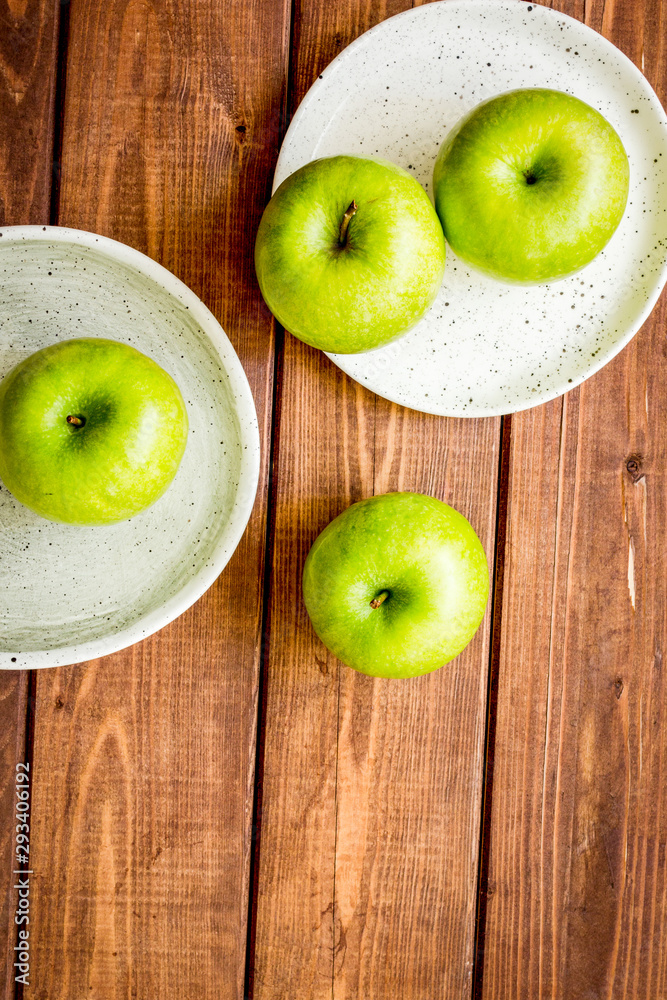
[0,224,261,670]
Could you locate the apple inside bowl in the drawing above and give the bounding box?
[0,226,260,670]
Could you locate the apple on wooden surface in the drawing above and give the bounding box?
[0,338,188,525]
[302,492,489,679]
[255,155,446,353]
[433,88,630,283]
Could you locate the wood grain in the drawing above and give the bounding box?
[252,2,501,996]
[0,0,59,225]
[0,3,59,998]
[23,1,289,997]
[479,1,667,997]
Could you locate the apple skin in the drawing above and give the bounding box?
[433,88,630,283]
[0,338,188,525]
[302,492,489,679]
[255,155,446,353]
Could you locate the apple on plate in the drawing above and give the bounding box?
[255,155,446,353]
[433,88,630,283]
[0,338,188,525]
[302,491,489,679]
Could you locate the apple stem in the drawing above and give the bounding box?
[66,415,85,428]
[338,200,358,246]
[370,590,389,610]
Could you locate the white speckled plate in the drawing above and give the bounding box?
[0,226,260,669]
[274,0,667,416]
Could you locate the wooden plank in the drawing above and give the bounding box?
[0,2,59,997]
[253,365,375,1000]
[253,3,501,996]
[0,0,59,225]
[333,406,499,999]
[479,1,667,996]
[24,1,288,997]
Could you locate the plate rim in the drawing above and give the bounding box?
[274,0,667,417]
[0,224,261,670]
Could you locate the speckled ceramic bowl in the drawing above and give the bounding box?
[274,0,667,416]
[0,226,260,669]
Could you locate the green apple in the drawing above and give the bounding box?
[255,155,446,353]
[433,88,630,283]
[0,338,188,525]
[302,492,489,678]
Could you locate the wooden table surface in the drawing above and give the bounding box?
[2,1,667,997]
